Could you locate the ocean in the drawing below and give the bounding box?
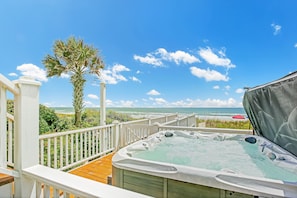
[52,107,247,120]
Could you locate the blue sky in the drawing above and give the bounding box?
[1,0,297,108]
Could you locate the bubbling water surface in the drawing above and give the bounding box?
[132,135,297,182]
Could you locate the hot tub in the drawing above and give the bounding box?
[112,130,297,198]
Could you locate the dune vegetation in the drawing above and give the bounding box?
[197,118,252,130]
[7,100,136,134]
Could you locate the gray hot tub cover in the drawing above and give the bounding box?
[243,71,297,156]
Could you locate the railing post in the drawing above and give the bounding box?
[100,82,106,126]
[0,87,7,168]
[112,120,120,150]
[13,77,41,197]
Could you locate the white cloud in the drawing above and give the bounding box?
[100,64,130,84]
[190,67,229,81]
[119,100,134,107]
[204,98,237,107]
[225,85,231,90]
[88,94,99,100]
[8,73,18,77]
[42,102,52,107]
[133,54,163,66]
[271,23,281,35]
[112,64,130,73]
[198,47,235,69]
[16,63,48,82]
[104,97,243,107]
[134,48,200,66]
[147,89,160,96]
[61,73,70,78]
[236,88,245,94]
[148,97,167,105]
[154,98,167,105]
[130,76,141,83]
[213,85,220,89]
[106,99,113,106]
[294,43,297,48]
[171,99,192,107]
[100,70,117,84]
[156,48,200,64]
[171,98,239,107]
[84,100,96,107]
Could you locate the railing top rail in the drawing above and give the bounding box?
[121,114,179,126]
[23,165,151,198]
[0,73,19,95]
[158,125,253,134]
[120,118,149,125]
[39,124,115,140]
[6,113,14,120]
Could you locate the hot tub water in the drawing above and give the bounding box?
[131,131,297,182]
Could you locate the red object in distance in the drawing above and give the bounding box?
[232,115,245,119]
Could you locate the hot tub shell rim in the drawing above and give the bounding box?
[112,131,297,198]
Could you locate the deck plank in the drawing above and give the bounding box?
[0,173,14,186]
[69,153,114,184]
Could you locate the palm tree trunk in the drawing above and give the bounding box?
[72,74,86,126]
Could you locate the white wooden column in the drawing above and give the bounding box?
[0,86,7,168]
[100,82,106,126]
[13,77,41,197]
[112,120,120,150]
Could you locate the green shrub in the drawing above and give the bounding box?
[39,116,51,134]
[39,104,59,133]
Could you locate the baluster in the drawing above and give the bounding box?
[54,137,57,169]
[65,135,69,166]
[95,130,99,154]
[60,136,63,168]
[36,182,42,198]
[99,129,103,153]
[80,133,83,160]
[92,130,95,156]
[75,133,78,162]
[47,138,51,167]
[70,133,74,165]
[84,132,87,159]
[88,130,91,157]
[40,140,44,165]
[7,119,13,165]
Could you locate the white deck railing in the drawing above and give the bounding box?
[39,124,115,170]
[157,124,253,135]
[7,105,195,171]
[38,114,193,171]
[161,114,196,127]
[23,165,151,198]
[0,74,19,175]
[0,74,157,197]
[6,113,14,167]
[0,73,196,197]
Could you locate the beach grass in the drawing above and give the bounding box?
[197,119,252,130]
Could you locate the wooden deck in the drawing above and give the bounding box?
[0,173,14,186]
[69,152,114,184]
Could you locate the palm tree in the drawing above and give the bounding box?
[43,36,104,126]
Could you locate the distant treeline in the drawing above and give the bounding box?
[7,100,136,134]
[7,100,252,134]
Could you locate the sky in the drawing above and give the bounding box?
[1,0,297,108]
